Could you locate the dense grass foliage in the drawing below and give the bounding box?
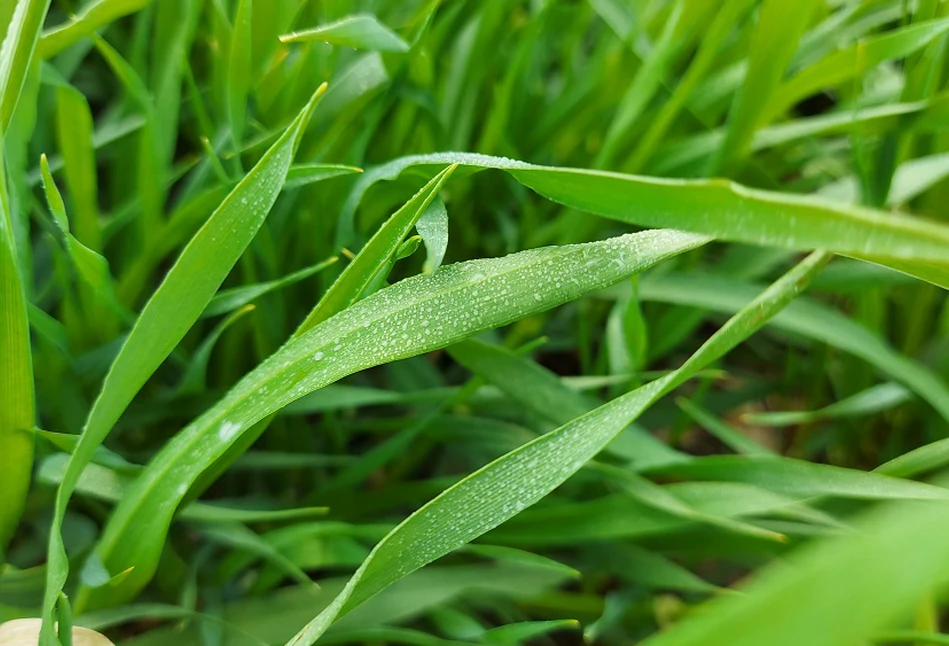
[2,1,949,645]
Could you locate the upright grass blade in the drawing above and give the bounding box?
[0,0,51,132]
[296,165,457,334]
[338,153,949,290]
[282,251,831,646]
[39,83,327,645]
[706,0,820,175]
[0,131,34,556]
[77,229,707,610]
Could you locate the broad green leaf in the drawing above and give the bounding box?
[636,497,949,646]
[39,84,327,645]
[745,382,911,426]
[0,0,51,131]
[338,152,949,289]
[38,0,153,59]
[282,252,830,646]
[280,14,410,53]
[79,229,707,609]
[637,272,949,422]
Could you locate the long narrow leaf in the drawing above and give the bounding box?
[78,229,707,610]
[39,83,328,644]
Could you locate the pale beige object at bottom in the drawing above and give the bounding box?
[0,619,114,645]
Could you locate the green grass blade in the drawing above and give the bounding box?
[765,17,949,123]
[416,196,448,274]
[296,165,457,335]
[38,0,153,59]
[38,83,327,645]
[78,229,707,610]
[203,257,337,319]
[644,455,949,502]
[0,0,51,132]
[707,0,820,175]
[745,382,911,427]
[636,497,949,646]
[227,0,252,151]
[282,252,830,646]
[340,153,949,289]
[280,14,410,53]
[284,164,362,188]
[0,130,34,556]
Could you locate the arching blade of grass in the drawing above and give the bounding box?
[745,382,911,427]
[185,166,457,506]
[636,496,949,646]
[0,0,50,132]
[0,129,34,556]
[38,83,328,646]
[280,14,410,53]
[38,0,154,59]
[644,455,949,502]
[77,229,707,610]
[282,252,831,646]
[338,153,949,289]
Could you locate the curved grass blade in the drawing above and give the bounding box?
[636,496,949,646]
[282,252,831,646]
[38,0,153,59]
[0,0,51,132]
[644,455,949,502]
[280,14,410,53]
[296,165,457,334]
[285,164,362,189]
[745,382,911,427]
[78,229,707,610]
[39,83,327,645]
[338,152,949,289]
[203,257,337,319]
